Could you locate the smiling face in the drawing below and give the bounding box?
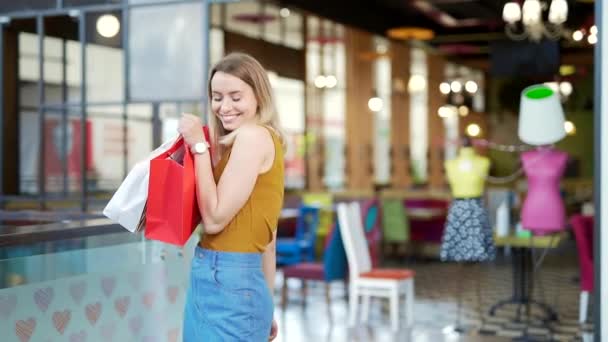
[210,71,258,132]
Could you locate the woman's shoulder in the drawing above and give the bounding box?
[232,124,275,153]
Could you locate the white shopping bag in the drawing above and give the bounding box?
[103,135,180,232]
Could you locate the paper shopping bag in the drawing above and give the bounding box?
[144,126,211,246]
[103,135,180,232]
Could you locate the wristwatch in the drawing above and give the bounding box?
[191,141,209,155]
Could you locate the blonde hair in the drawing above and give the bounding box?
[207,52,285,159]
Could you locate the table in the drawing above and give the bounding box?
[489,231,567,322]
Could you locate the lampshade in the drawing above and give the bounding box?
[518,84,566,145]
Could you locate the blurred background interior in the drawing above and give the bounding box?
[0,0,601,341]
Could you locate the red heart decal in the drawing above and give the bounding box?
[69,330,87,342]
[101,277,116,298]
[167,328,179,342]
[100,321,116,340]
[33,287,54,313]
[0,294,17,319]
[52,310,71,334]
[14,318,36,342]
[69,281,86,304]
[167,287,179,304]
[142,292,155,309]
[114,296,130,318]
[128,315,143,335]
[85,302,101,325]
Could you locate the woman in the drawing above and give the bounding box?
[179,53,284,341]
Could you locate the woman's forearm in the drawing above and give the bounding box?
[193,152,221,233]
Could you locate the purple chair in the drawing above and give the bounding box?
[570,214,594,323]
[281,219,348,311]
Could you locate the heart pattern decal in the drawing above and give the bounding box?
[33,287,54,313]
[69,281,86,304]
[101,277,116,298]
[114,296,130,318]
[0,293,17,319]
[14,318,36,342]
[142,292,156,309]
[129,315,143,335]
[69,330,87,342]
[167,287,179,304]
[52,310,72,334]
[85,302,101,325]
[100,321,116,341]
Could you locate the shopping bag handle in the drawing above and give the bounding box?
[161,125,212,159]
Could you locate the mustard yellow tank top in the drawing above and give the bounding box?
[200,126,284,253]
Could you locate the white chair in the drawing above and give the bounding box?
[336,202,415,332]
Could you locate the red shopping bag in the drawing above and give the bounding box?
[145,126,211,246]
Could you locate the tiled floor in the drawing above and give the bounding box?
[275,244,595,342]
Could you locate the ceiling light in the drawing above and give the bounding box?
[465,81,478,94]
[450,81,462,93]
[559,81,572,97]
[439,82,451,95]
[572,30,583,41]
[458,105,469,117]
[279,8,290,18]
[503,0,568,42]
[466,123,481,137]
[564,120,575,135]
[408,74,427,93]
[588,34,597,45]
[314,75,326,88]
[368,97,383,112]
[325,75,337,88]
[96,14,120,38]
[590,25,598,35]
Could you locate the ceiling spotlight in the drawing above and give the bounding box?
[439,82,451,95]
[314,75,327,88]
[96,14,120,38]
[588,34,597,45]
[564,120,576,135]
[450,81,462,93]
[559,81,573,97]
[279,8,291,18]
[466,123,481,137]
[368,97,384,112]
[458,105,470,117]
[465,81,478,94]
[325,75,337,88]
[572,30,583,41]
[590,25,598,35]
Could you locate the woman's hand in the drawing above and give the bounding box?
[177,113,205,147]
[269,318,278,341]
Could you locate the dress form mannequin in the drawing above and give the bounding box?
[445,144,490,199]
[441,137,494,333]
[520,147,568,234]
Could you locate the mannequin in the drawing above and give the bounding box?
[440,137,496,263]
[520,147,568,234]
[440,137,495,333]
[517,84,569,235]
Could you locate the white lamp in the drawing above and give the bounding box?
[518,84,566,146]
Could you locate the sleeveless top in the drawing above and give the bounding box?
[200,126,284,253]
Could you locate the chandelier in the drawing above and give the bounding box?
[502,0,568,41]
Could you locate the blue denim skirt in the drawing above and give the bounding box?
[183,247,273,341]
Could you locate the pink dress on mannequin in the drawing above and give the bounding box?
[520,148,568,234]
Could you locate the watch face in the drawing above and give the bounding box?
[194,142,207,154]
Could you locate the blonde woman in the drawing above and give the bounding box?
[179,53,284,341]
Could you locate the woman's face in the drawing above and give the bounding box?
[210,71,258,131]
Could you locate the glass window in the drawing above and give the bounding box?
[225,1,262,39]
[263,4,281,44]
[284,8,303,49]
[409,48,429,184]
[274,76,305,189]
[80,105,125,193]
[373,36,391,186]
[129,3,204,101]
[211,3,222,28]
[125,104,153,170]
[86,11,124,103]
[64,0,120,6]
[0,1,55,14]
